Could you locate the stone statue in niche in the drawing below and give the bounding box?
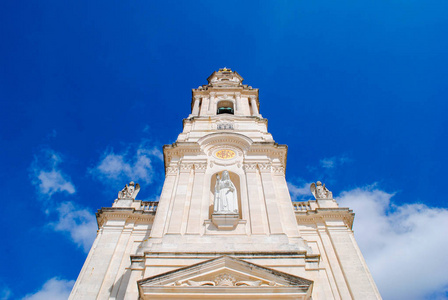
[310,181,333,199]
[118,181,140,200]
[214,171,238,214]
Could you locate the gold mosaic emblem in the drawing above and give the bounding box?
[215,149,236,160]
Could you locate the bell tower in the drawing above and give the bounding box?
[70,69,382,300]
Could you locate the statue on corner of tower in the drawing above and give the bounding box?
[310,181,333,200]
[118,181,140,200]
[214,171,238,214]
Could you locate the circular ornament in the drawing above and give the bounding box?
[215,149,236,160]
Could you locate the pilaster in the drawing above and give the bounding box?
[258,163,284,234]
[244,163,269,234]
[167,163,193,234]
[186,163,207,234]
[149,165,178,238]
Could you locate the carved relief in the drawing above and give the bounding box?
[179,164,193,172]
[194,163,207,171]
[178,275,281,287]
[272,166,285,173]
[217,122,234,130]
[243,163,257,171]
[257,163,271,172]
[166,166,179,174]
[214,274,237,286]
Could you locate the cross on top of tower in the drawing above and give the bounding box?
[207,68,244,87]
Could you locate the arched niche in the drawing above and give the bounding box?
[209,170,242,219]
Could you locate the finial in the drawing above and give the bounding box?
[219,67,231,72]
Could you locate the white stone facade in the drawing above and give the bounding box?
[69,69,382,299]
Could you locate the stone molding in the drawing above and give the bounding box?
[179,163,193,172]
[295,208,355,229]
[272,165,285,174]
[166,166,179,175]
[137,256,313,299]
[96,207,156,228]
[258,163,272,172]
[243,163,258,172]
[193,163,207,172]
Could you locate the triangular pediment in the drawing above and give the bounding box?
[138,256,313,299]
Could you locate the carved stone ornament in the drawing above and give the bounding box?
[194,163,207,171]
[217,122,234,130]
[118,181,140,200]
[214,274,237,286]
[310,181,333,199]
[182,275,275,287]
[215,149,236,160]
[258,163,271,171]
[166,166,179,174]
[243,163,257,171]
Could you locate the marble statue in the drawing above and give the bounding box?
[214,171,238,214]
[310,181,333,199]
[118,181,140,200]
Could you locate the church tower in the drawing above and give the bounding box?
[69,69,382,299]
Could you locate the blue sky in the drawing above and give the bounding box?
[1,1,448,299]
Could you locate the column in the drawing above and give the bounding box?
[250,96,259,116]
[69,222,125,299]
[235,93,241,115]
[326,223,382,299]
[97,224,134,299]
[192,96,200,116]
[167,164,193,234]
[200,96,209,116]
[149,166,178,238]
[122,257,145,300]
[258,163,284,234]
[317,224,352,299]
[244,163,268,234]
[208,92,216,114]
[272,167,302,238]
[186,163,207,234]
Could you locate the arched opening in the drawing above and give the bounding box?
[217,100,234,115]
[209,171,242,219]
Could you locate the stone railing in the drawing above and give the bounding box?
[141,201,158,212]
[292,201,316,212]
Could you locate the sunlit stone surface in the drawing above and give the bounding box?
[69,69,381,300]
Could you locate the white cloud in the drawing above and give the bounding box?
[0,286,11,300]
[287,181,313,201]
[22,277,74,300]
[319,155,351,169]
[29,148,96,253]
[338,186,448,300]
[37,170,75,196]
[52,202,97,253]
[91,144,163,185]
[30,149,75,197]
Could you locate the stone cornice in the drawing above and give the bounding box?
[183,116,269,129]
[96,207,156,228]
[139,251,318,261]
[295,208,355,229]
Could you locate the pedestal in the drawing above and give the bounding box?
[211,213,239,230]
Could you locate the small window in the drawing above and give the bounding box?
[217,100,234,115]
